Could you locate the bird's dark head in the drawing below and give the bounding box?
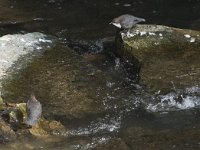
[30,93,37,102]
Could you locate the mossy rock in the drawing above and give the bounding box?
[0,100,66,138]
[116,24,200,94]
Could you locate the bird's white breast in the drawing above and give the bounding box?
[112,23,122,28]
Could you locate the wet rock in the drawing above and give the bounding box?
[1,45,119,119]
[93,138,130,150]
[0,116,16,143]
[116,24,200,94]
[0,32,53,79]
[0,98,66,138]
[120,125,200,150]
[121,126,157,150]
[27,119,66,137]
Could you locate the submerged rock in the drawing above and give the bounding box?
[1,43,137,120]
[115,24,200,94]
[93,138,130,150]
[0,116,16,143]
[120,125,200,150]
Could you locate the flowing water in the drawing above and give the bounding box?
[1,0,200,149]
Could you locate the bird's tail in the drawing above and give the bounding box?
[24,118,37,126]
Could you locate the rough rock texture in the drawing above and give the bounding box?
[0,32,53,82]
[1,44,132,120]
[1,46,103,119]
[116,24,200,94]
[120,125,200,150]
[0,117,16,143]
[93,138,130,150]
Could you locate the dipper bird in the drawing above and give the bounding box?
[25,94,42,126]
[110,14,145,30]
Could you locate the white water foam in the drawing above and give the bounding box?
[147,89,200,112]
[67,115,121,149]
[72,136,111,150]
[68,116,121,136]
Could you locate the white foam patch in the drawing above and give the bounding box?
[184,34,196,43]
[147,92,200,112]
[67,116,121,136]
[184,34,191,38]
[149,32,156,36]
[185,86,200,94]
[140,31,147,36]
[72,136,111,150]
[190,37,196,43]
[67,115,121,149]
[106,81,115,88]
[39,38,52,43]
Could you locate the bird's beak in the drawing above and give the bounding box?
[109,22,113,25]
[142,19,146,22]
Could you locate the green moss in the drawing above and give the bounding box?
[115,24,200,94]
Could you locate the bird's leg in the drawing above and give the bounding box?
[119,30,126,39]
[126,29,131,35]
[119,29,129,35]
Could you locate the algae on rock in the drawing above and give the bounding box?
[116,24,200,94]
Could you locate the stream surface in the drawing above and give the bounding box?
[1,0,200,149]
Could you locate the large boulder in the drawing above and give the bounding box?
[0,32,53,79]
[116,24,200,94]
[1,42,135,120]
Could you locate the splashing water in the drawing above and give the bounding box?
[147,86,200,112]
